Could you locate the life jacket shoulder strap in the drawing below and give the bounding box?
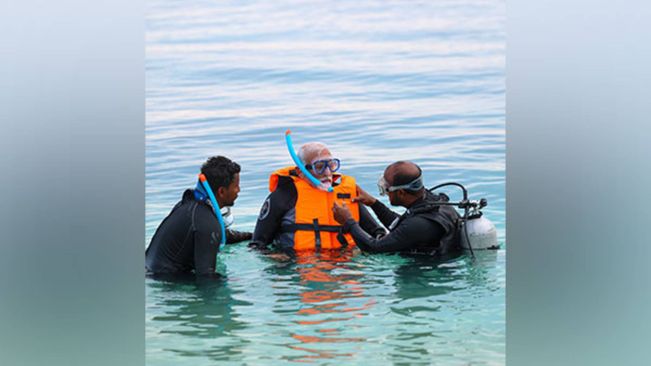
[269,167,301,192]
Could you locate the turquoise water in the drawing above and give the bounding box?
[146,0,504,364]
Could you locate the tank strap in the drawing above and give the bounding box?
[411,204,442,215]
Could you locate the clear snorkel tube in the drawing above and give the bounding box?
[198,173,227,250]
[285,129,334,193]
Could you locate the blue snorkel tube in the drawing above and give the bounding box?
[285,129,333,193]
[198,173,227,250]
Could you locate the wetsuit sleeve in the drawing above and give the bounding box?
[369,200,400,229]
[226,229,253,244]
[358,204,388,238]
[343,216,445,253]
[250,179,297,248]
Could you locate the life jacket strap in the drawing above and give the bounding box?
[280,223,344,233]
[280,222,350,248]
[312,219,321,250]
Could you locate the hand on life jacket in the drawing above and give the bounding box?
[270,166,360,250]
[332,201,354,224]
[352,184,377,206]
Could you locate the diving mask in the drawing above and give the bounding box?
[305,158,341,175]
[377,174,424,196]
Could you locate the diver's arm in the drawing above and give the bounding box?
[344,216,444,253]
[250,180,297,249]
[369,200,400,229]
[192,203,235,276]
[225,229,253,244]
[192,215,220,275]
[358,204,388,238]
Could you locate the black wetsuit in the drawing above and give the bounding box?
[145,189,252,275]
[250,176,386,252]
[342,191,462,255]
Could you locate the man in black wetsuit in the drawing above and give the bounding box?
[332,161,462,256]
[146,156,252,276]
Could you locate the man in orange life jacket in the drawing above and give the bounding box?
[250,142,386,253]
[332,161,462,256]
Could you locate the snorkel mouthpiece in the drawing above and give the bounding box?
[285,129,334,192]
[198,173,227,249]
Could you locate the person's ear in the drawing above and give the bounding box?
[398,190,411,201]
[217,186,226,197]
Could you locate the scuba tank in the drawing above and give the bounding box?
[460,206,499,250]
[428,183,499,255]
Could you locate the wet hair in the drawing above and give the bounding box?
[201,156,240,191]
[298,142,330,163]
[387,161,424,193]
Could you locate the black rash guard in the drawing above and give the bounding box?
[145,189,252,275]
[342,191,458,254]
[250,176,386,252]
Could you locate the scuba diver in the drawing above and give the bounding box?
[146,156,252,276]
[249,141,386,254]
[332,161,462,256]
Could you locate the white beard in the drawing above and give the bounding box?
[318,179,333,191]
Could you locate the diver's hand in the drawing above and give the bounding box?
[332,201,354,224]
[352,185,377,206]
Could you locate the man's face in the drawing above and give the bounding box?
[221,173,240,206]
[383,170,400,206]
[306,149,335,189]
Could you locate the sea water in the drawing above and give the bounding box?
[146,0,504,364]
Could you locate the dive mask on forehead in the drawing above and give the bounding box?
[377,174,424,196]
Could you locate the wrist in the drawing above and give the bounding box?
[343,218,357,233]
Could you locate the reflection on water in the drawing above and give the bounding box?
[265,251,371,362]
[146,0,504,364]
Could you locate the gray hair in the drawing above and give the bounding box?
[297,142,330,163]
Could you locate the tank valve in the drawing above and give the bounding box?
[479,198,487,209]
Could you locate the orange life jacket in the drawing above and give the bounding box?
[269,166,360,251]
